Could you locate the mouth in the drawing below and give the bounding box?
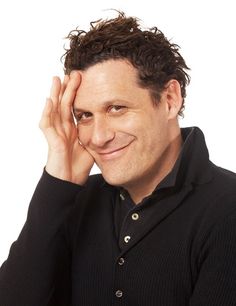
[97,143,132,161]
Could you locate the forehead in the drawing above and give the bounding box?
[73,59,152,109]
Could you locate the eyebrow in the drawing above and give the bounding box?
[73,99,130,113]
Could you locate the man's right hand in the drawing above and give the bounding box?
[39,71,94,185]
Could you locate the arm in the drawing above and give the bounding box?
[0,170,80,305]
[190,209,236,306]
[0,71,94,305]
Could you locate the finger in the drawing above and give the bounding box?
[60,71,81,123]
[59,74,69,102]
[49,77,65,134]
[39,98,66,150]
[50,77,61,108]
[39,98,53,130]
[39,98,64,141]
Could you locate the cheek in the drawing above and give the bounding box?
[113,113,144,134]
[138,119,168,151]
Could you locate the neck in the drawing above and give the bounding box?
[127,129,183,204]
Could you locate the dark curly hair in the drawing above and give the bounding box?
[62,11,190,117]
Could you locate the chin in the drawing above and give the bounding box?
[101,170,129,187]
[96,158,137,187]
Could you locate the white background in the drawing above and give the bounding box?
[0,0,235,265]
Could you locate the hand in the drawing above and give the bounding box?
[39,71,94,185]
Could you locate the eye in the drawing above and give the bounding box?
[75,112,92,123]
[108,105,126,114]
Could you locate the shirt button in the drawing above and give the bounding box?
[115,290,123,298]
[124,235,131,243]
[132,213,139,220]
[118,257,125,265]
[120,193,125,200]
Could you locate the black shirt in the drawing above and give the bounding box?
[1,126,236,306]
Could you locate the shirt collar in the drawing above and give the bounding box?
[155,126,212,192]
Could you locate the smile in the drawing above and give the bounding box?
[98,143,131,160]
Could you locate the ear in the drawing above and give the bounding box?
[163,80,183,120]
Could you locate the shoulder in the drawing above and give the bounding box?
[185,162,236,225]
[191,162,236,230]
[193,162,236,208]
[210,162,236,196]
[188,164,236,254]
[212,163,236,180]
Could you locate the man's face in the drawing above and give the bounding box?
[73,59,174,190]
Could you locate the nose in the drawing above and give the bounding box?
[90,116,115,149]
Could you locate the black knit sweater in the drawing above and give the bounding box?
[0,127,236,306]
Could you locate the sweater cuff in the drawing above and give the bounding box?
[26,168,84,222]
[42,167,84,187]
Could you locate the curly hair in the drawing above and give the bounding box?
[62,11,190,117]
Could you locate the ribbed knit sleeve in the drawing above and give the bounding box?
[0,170,82,306]
[190,207,236,306]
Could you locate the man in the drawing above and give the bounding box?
[0,11,236,306]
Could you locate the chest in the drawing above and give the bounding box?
[70,207,198,305]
